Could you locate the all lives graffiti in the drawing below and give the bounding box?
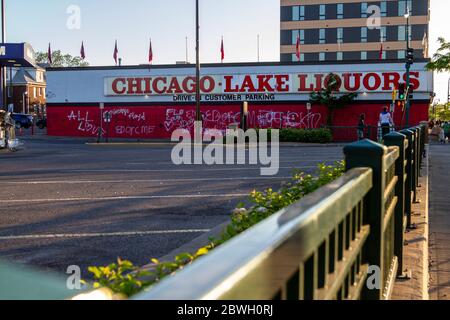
[47,105,327,139]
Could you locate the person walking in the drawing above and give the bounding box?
[379,107,394,138]
[357,113,366,140]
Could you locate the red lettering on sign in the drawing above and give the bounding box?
[382,73,401,90]
[200,76,215,93]
[298,74,314,92]
[404,72,420,90]
[314,74,323,91]
[224,76,239,93]
[182,77,196,94]
[342,73,362,91]
[127,78,144,95]
[363,73,382,91]
[167,77,183,94]
[143,78,152,94]
[257,75,274,92]
[112,78,126,95]
[275,75,290,92]
[239,75,256,92]
[152,77,167,94]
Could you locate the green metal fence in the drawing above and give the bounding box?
[0,125,427,300]
[134,124,426,300]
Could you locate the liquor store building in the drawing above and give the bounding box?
[46,60,433,140]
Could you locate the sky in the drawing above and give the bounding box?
[4,0,450,102]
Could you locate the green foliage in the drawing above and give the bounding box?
[279,128,332,143]
[430,103,450,121]
[309,73,358,126]
[87,161,345,297]
[426,37,450,72]
[225,128,332,144]
[35,50,89,67]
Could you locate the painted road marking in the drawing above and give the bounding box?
[64,166,315,173]
[0,194,250,204]
[0,229,211,240]
[2,176,292,185]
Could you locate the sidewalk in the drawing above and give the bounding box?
[429,144,450,300]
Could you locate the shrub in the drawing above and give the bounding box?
[87,161,345,297]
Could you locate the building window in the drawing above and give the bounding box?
[319,29,326,44]
[380,1,387,17]
[292,53,305,62]
[292,30,305,45]
[319,52,325,61]
[337,28,343,43]
[361,2,368,18]
[398,0,412,16]
[33,87,37,98]
[361,51,367,60]
[319,5,326,20]
[398,50,406,59]
[380,26,387,42]
[293,5,305,21]
[381,51,387,60]
[337,4,344,19]
[398,25,406,41]
[337,51,343,61]
[361,27,368,43]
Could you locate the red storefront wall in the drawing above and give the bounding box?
[47,103,428,140]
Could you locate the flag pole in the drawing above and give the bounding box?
[257,34,260,63]
[185,36,188,63]
[195,0,201,123]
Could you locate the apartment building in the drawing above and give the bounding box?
[280,0,430,62]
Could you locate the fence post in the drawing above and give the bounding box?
[344,139,387,300]
[399,129,414,228]
[410,127,420,203]
[383,132,407,277]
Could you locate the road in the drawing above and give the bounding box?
[0,136,343,279]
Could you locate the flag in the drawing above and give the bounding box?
[148,38,153,64]
[296,33,301,61]
[48,43,53,65]
[220,37,225,62]
[379,42,383,60]
[80,41,85,60]
[113,40,119,65]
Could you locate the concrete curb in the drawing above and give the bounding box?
[392,145,429,300]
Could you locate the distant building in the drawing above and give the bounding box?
[6,65,46,115]
[280,0,430,62]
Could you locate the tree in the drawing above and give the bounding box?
[309,73,358,127]
[430,103,450,121]
[426,37,450,72]
[35,50,89,67]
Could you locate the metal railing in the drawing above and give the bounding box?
[134,124,426,300]
[0,125,427,300]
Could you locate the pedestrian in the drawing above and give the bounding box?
[443,121,450,141]
[379,107,394,138]
[438,124,445,143]
[357,113,366,140]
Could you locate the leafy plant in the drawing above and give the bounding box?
[309,73,358,127]
[87,161,345,297]
[426,37,450,72]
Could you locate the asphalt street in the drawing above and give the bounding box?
[0,135,343,279]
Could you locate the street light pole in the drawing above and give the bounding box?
[404,7,411,128]
[195,0,201,123]
[1,0,7,111]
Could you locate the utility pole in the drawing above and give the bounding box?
[195,0,201,123]
[185,36,188,63]
[1,0,7,111]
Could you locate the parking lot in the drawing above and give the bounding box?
[0,136,343,279]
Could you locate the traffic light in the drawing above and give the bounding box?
[406,48,414,65]
[398,82,406,100]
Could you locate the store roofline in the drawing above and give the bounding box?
[46,58,431,72]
